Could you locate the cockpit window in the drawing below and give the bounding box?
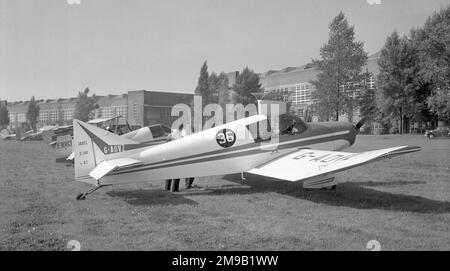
[279,113,307,135]
[149,125,164,138]
[247,113,308,142]
[161,125,172,135]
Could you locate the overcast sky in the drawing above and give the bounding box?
[0,0,448,101]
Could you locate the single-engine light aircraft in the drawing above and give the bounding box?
[49,115,172,162]
[72,113,420,200]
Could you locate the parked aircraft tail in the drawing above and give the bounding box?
[72,119,139,183]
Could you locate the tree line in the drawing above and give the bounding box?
[0,88,98,132]
[312,6,450,133]
[2,6,448,133]
[193,61,263,112]
[375,5,450,132]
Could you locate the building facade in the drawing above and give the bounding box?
[4,90,193,130]
[259,52,380,122]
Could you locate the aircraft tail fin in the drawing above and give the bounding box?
[72,119,139,182]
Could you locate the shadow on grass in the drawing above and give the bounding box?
[351,180,427,187]
[182,174,450,214]
[106,189,198,206]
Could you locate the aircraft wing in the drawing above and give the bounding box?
[89,157,143,180]
[87,115,122,125]
[247,146,421,182]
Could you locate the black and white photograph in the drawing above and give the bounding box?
[0,0,449,255]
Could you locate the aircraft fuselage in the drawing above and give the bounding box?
[78,116,357,185]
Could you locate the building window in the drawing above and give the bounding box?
[9,112,16,123]
[17,113,26,123]
[49,110,58,121]
[133,102,138,120]
[63,109,73,121]
[369,74,376,90]
[115,106,127,118]
[38,111,49,122]
[159,107,172,123]
[293,84,312,105]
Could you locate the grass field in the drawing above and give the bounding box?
[0,135,449,250]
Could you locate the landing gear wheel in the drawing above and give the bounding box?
[76,193,86,200]
[171,179,180,192]
[165,179,172,191]
[75,184,110,200]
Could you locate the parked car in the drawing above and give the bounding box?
[424,127,450,139]
[0,129,16,140]
[389,127,400,134]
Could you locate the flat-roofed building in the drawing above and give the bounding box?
[4,90,193,130]
[259,52,380,122]
[127,90,192,127]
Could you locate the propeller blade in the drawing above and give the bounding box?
[355,118,367,130]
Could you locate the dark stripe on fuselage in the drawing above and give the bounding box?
[123,124,352,172]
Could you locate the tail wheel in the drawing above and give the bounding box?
[76,193,86,200]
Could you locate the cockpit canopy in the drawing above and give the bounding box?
[279,113,308,135]
[250,113,308,142]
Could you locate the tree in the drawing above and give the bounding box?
[73,87,99,122]
[57,102,64,126]
[26,96,40,131]
[358,72,378,121]
[0,102,9,129]
[311,12,368,121]
[427,88,450,122]
[377,31,419,134]
[232,67,262,105]
[217,72,231,111]
[414,5,450,126]
[416,6,450,92]
[208,72,219,104]
[194,61,212,107]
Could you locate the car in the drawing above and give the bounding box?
[424,127,450,139]
[0,129,16,140]
[389,127,400,134]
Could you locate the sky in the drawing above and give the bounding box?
[0,0,449,101]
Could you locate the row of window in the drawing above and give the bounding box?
[265,73,377,106]
[9,112,26,123]
[8,106,127,124]
[97,106,128,119]
[265,84,313,105]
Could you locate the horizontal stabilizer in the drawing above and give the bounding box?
[67,152,75,161]
[89,158,143,180]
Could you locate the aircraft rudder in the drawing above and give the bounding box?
[72,119,102,180]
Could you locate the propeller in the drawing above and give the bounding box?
[354,118,367,133]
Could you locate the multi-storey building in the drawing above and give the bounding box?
[4,90,193,130]
[259,52,380,122]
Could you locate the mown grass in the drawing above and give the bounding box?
[0,135,449,250]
